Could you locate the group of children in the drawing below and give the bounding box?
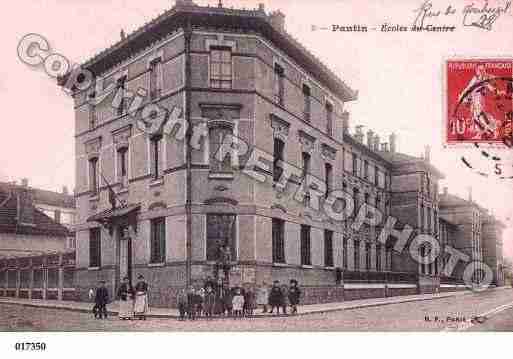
[175,278,301,320]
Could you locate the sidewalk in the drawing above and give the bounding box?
[0,289,482,319]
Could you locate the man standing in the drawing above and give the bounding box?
[94,280,109,320]
[133,274,149,320]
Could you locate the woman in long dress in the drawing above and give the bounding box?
[133,274,149,320]
[117,276,134,320]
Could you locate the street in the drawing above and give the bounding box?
[1,289,513,331]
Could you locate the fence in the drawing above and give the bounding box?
[0,251,76,301]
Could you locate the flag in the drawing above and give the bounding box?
[100,171,118,210]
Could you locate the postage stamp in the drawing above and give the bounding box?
[445,58,513,147]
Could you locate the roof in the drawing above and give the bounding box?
[87,203,141,223]
[67,2,357,102]
[0,185,72,237]
[343,134,392,167]
[0,181,74,209]
[377,151,445,179]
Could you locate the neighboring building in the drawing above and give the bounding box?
[62,1,503,307]
[481,212,505,286]
[438,188,502,285]
[0,181,73,258]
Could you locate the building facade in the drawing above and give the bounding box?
[64,1,504,307]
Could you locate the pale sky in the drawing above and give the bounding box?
[0,0,512,257]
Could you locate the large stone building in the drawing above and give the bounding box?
[62,1,504,307]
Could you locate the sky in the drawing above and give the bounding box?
[0,0,512,258]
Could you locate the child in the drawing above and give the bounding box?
[232,288,244,318]
[187,286,196,320]
[288,279,301,315]
[256,282,269,313]
[176,288,188,321]
[244,286,256,317]
[203,286,216,319]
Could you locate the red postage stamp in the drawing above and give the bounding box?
[445,58,513,147]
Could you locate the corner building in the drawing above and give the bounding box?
[69,1,454,307]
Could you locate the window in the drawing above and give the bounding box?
[206,214,236,261]
[149,58,162,99]
[326,102,333,136]
[272,218,285,263]
[434,210,438,235]
[386,245,393,271]
[116,76,127,116]
[324,230,333,267]
[376,244,382,271]
[118,147,129,187]
[209,124,233,173]
[300,225,311,265]
[89,228,101,268]
[353,188,360,217]
[364,160,369,180]
[365,243,371,270]
[54,210,61,223]
[354,240,360,271]
[325,163,333,199]
[420,246,426,274]
[303,84,311,121]
[376,195,381,212]
[89,157,99,195]
[352,153,358,176]
[273,138,285,182]
[210,47,232,89]
[342,237,348,269]
[274,63,285,105]
[150,135,162,179]
[427,207,432,233]
[89,92,97,129]
[420,203,425,231]
[374,166,379,186]
[150,217,166,264]
[302,152,311,206]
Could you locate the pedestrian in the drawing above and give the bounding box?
[94,280,109,319]
[196,287,205,317]
[256,281,269,313]
[117,276,134,320]
[187,286,196,320]
[268,280,283,315]
[176,288,188,321]
[244,285,256,317]
[204,276,216,291]
[280,283,289,315]
[232,287,244,318]
[222,284,233,317]
[133,274,149,320]
[288,279,301,315]
[204,286,216,319]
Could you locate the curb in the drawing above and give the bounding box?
[0,290,475,320]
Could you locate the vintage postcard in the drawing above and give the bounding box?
[1,0,513,357]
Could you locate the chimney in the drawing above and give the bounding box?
[21,178,29,187]
[424,145,431,163]
[341,111,350,135]
[269,10,286,32]
[62,186,69,195]
[373,134,380,151]
[176,0,195,7]
[258,3,265,12]
[468,187,473,202]
[354,125,364,143]
[120,29,126,41]
[16,186,35,226]
[389,133,397,153]
[366,130,374,148]
[443,187,448,196]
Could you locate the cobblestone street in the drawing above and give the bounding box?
[2,289,513,331]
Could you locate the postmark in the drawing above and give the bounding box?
[445,58,513,147]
